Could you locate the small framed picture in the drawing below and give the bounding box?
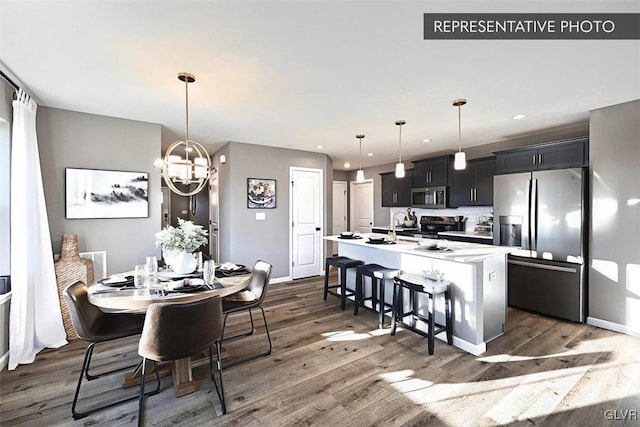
[65,168,149,219]
[247,178,276,209]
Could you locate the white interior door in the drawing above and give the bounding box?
[291,167,323,279]
[332,181,348,255]
[350,179,374,233]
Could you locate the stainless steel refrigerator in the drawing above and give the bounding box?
[493,168,586,322]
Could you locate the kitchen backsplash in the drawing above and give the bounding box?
[388,206,493,233]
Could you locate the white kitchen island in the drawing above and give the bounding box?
[324,234,511,355]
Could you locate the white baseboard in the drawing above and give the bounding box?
[272,272,326,284]
[434,331,488,356]
[271,276,292,284]
[587,316,640,337]
[0,351,8,371]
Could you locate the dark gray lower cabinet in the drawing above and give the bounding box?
[507,255,585,322]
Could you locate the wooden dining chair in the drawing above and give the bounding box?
[221,260,273,368]
[62,281,160,420]
[137,296,226,426]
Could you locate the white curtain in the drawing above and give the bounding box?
[9,89,67,370]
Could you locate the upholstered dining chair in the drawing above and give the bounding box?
[137,296,226,426]
[63,281,160,420]
[221,260,273,368]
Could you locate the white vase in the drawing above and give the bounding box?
[162,248,178,268]
[172,251,197,274]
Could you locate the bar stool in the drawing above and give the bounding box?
[324,256,364,310]
[391,273,453,355]
[354,264,401,329]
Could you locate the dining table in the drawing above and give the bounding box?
[87,271,251,397]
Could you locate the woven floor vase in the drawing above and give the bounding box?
[54,234,95,340]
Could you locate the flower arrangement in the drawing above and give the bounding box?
[155,218,208,253]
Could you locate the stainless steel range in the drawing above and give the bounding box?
[419,216,466,238]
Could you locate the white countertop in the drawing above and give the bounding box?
[438,231,493,240]
[325,233,510,263]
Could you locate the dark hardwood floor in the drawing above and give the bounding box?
[1,275,639,426]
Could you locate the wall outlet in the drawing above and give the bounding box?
[489,271,496,281]
[467,215,476,222]
[256,212,266,220]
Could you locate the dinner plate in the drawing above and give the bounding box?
[165,284,207,293]
[338,235,362,240]
[156,270,202,280]
[217,263,246,272]
[99,275,134,287]
[215,265,250,277]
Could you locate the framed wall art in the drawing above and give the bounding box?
[65,168,149,219]
[247,178,276,209]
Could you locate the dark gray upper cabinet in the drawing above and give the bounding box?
[495,137,588,174]
[450,157,496,206]
[411,156,451,187]
[381,169,413,207]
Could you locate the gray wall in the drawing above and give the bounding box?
[589,99,640,330]
[217,142,331,279]
[37,108,162,274]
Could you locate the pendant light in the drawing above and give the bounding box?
[154,72,213,196]
[395,120,406,178]
[355,134,365,182]
[453,98,467,170]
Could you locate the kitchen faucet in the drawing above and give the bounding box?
[388,211,406,241]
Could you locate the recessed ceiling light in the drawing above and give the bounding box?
[367,153,374,157]
[422,138,431,143]
[512,114,526,120]
[316,145,324,149]
[344,162,351,168]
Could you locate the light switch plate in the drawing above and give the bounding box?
[181,209,188,215]
[489,271,497,281]
[256,212,266,220]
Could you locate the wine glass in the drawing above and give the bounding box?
[134,264,147,289]
[203,260,216,288]
[145,256,158,284]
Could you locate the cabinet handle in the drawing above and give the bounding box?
[474,188,477,201]
[532,155,536,165]
[470,188,473,201]
[538,154,542,164]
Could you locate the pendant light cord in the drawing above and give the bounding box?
[184,78,190,160]
[359,139,362,170]
[185,77,189,143]
[457,104,461,153]
[398,124,402,162]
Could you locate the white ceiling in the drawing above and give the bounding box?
[1,1,639,170]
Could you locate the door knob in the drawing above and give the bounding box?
[315,227,321,231]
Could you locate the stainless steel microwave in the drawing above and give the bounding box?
[411,186,448,209]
